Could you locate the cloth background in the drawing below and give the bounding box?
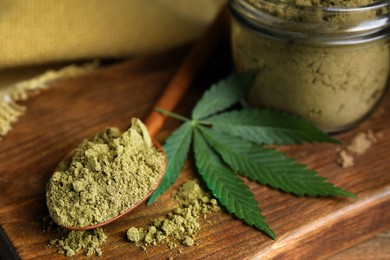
[0,0,225,138]
[0,0,225,70]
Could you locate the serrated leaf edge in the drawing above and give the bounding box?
[148,122,193,204]
[193,127,276,239]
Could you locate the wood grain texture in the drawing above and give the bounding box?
[0,46,389,260]
[329,231,390,260]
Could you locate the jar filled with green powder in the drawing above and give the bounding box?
[229,0,390,132]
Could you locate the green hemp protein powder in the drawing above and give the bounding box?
[230,0,390,132]
[49,228,107,257]
[42,216,107,257]
[126,180,220,250]
[46,118,165,228]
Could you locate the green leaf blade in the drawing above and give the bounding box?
[199,127,355,198]
[208,109,339,145]
[148,122,193,204]
[193,128,276,239]
[191,71,255,120]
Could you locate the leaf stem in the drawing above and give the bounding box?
[155,107,191,122]
[197,120,213,126]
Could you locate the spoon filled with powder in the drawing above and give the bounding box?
[46,118,166,230]
[45,7,229,230]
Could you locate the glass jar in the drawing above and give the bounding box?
[229,0,390,132]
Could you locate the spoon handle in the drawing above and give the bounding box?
[144,6,229,139]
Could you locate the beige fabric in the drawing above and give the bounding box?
[0,0,225,139]
[0,0,225,69]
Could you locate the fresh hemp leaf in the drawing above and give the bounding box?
[193,128,276,239]
[149,72,256,204]
[191,70,255,120]
[206,109,339,145]
[148,122,193,204]
[198,126,355,198]
[148,71,356,239]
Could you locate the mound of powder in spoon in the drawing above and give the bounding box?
[46,118,165,228]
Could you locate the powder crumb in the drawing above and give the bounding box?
[337,130,381,168]
[126,180,220,252]
[338,150,355,168]
[127,227,145,243]
[182,236,194,247]
[49,227,107,257]
[347,130,378,155]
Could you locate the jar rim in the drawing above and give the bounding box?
[253,0,390,13]
[229,0,390,45]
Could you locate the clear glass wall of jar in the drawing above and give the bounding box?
[229,0,390,132]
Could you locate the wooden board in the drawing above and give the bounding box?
[0,46,389,260]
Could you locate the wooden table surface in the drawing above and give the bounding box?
[0,46,389,259]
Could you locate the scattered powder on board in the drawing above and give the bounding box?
[46,118,165,228]
[126,180,220,251]
[42,215,107,257]
[49,228,107,257]
[337,130,382,168]
[44,180,219,257]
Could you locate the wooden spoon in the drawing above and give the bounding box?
[53,6,229,230]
